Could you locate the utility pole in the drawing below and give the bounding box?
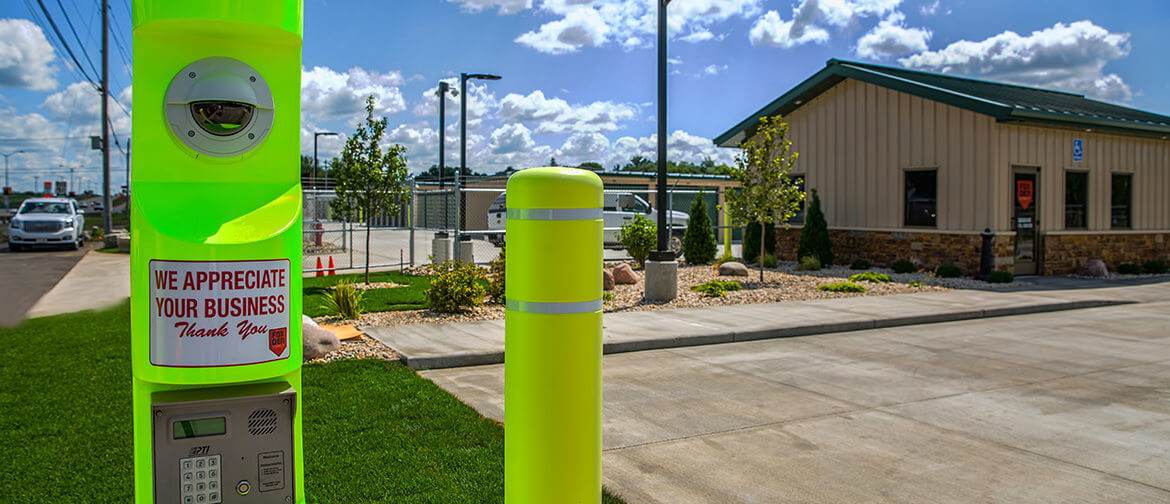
[101,0,111,232]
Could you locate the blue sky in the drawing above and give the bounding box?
[1,0,1169,192]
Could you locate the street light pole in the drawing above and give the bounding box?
[654,0,671,259]
[312,131,338,191]
[458,72,501,258]
[436,81,458,230]
[645,0,678,302]
[3,150,27,212]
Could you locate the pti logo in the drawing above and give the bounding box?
[268,328,288,356]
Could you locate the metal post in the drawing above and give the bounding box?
[101,0,111,233]
[979,228,995,281]
[653,0,669,258]
[124,138,131,220]
[505,167,602,503]
[457,74,467,259]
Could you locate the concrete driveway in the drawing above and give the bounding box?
[423,302,1170,503]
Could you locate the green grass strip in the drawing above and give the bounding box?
[303,270,430,317]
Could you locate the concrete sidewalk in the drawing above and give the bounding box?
[364,280,1169,370]
[26,250,130,318]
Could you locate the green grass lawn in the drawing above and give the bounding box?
[0,302,626,503]
[303,270,430,317]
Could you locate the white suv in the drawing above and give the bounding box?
[486,191,690,256]
[8,198,86,251]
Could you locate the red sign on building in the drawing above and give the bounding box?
[1017,180,1034,210]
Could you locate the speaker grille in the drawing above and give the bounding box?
[247,408,278,436]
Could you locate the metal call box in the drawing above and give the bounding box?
[152,388,295,503]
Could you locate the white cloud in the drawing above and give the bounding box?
[555,131,611,165]
[919,0,941,16]
[608,130,736,168]
[0,19,58,91]
[749,9,829,48]
[701,64,728,77]
[855,12,931,59]
[512,0,760,53]
[446,0,532,14]
[412,78,499,130]
[497,90,638,134]
[489,123,537,154]
[515,7,612,55]
[750,0,904,48]
[301,66,406,123]
[898,20,1134,101]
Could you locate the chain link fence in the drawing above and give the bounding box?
[301,177,742,275]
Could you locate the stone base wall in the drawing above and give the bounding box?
[774,227,1014,275]
[1043,232,1170,275]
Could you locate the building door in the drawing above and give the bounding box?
[1013,167,1039,275]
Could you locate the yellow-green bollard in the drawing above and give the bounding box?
[505,168,603,503]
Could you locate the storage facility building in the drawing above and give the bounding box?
[716,59,1170,275]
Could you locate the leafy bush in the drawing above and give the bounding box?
[616,214,656,268]
[849,272,891,283]
[796,255,821,271]
[818,282,866,293]
[907,281,924,288]
[987,271,1014,284]
[485,247,506,304]
[797,189,833,266]
[1143,260,1169,274]
[602,292,616,303]
[424,260,487,313]
[892,260,916,274]
[690,280,743,297]
[850,258,871,270]
[682,196,717,264]
[743,221,776,265]
[714,253,738,269]
[1117,263,1143,275]
[935,264,963,278]
[762,253,778,269]
[322,281,365,320]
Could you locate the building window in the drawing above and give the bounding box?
[904,169,937,227]
[1111,173,1132,229]
[1064,171,1088,229]
[790,174,806,224]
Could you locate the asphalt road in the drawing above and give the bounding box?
[0,242,91,326]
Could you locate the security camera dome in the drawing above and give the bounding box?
[165,57,274,158]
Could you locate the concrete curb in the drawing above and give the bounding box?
[394,298,1132,370]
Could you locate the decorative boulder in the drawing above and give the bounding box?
[718,261,749,277]
[1081,259,1109,278]
[613,263,640,284]
[303,322,340,360]
[603,269,615,291]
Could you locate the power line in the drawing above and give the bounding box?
[54,0,102,81]
[33,0,98,87]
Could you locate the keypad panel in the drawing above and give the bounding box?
[179,455,222,503]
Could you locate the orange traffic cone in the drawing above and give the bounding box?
[327,256,336,276]
[315,257,324,277]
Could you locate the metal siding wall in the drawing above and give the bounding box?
[997,124,1170,231]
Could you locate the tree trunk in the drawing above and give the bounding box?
[758,217,765,283]
[365,203,372,285]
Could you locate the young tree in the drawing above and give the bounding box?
[330,95,411,284]
[682,194,717,264]
[722,115,805,282]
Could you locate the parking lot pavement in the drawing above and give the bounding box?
[0,242,92,326]
[422,302,1170,503]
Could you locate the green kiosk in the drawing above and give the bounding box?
[130,2,305,503]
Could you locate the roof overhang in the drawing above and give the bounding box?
[715,59,1170,148]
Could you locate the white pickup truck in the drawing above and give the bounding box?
[485,191,690,256]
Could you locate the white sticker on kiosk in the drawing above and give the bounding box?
[149,259,292,367]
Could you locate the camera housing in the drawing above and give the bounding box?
[164,56,275,158]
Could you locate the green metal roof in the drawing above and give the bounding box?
[715,59,1170,147]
